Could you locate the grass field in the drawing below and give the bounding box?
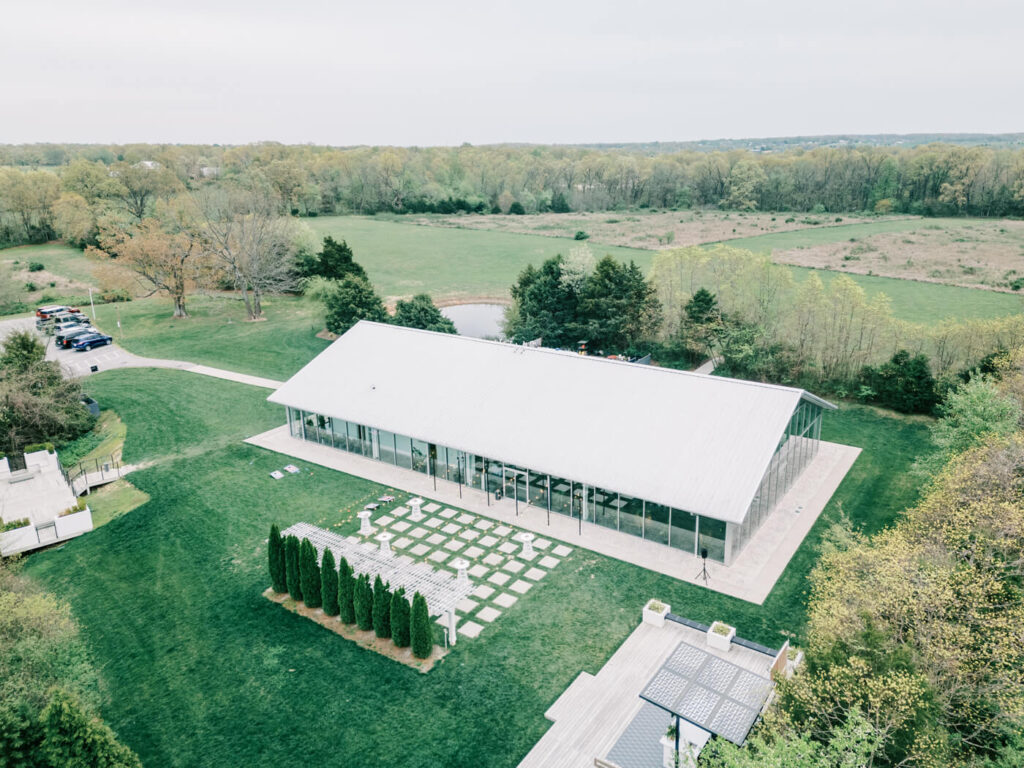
[24,369,932,768]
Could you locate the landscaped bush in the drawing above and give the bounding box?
[353,574,373,631]
[1,517,30,532]
[28,262,44,272]
[338,557,355,623]
[410,592,432,659]
[268,524,287,594]
[320,549,339,617]
[23,442,56,454]
[859,350,939,414]
[508,201,526,215]
[390,587,411,648]
[298,538,321,609]
[284,535,302,602]
[372,575,391,639]
[60,498,87,516]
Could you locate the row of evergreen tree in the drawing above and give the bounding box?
[268,524,434,659]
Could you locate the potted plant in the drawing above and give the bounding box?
[707,620,736,651]
[643,598,670,628]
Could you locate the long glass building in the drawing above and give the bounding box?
[269,322,834,566]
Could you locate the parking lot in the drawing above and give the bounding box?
[0,315,141,378]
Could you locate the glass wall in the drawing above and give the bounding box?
[284,400,823,566]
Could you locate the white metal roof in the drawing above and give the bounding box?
[268,322,834,525]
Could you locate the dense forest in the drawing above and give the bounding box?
[2,139,1024,249]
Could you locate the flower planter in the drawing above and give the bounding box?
[660,734,677,768]
[642,599,670,628]
[55,507,93,539]
[0,524,39,556]
[707,621,736,652]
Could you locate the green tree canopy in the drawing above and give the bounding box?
[322,275,388,335]
[391,294,457,334]
[0,330,45,373]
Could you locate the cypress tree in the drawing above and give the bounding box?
[354,574,373,631]
[338,557,355,624]
[284,535,302,602]
[390,587,411,648]
[268,523,287,593]
[372,575,392,638]
[411,592,433,659]
[298,538,322,609]
[320,548,339,616]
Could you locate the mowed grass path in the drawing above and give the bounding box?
[24,369,931,768]
[309,216,1024,323]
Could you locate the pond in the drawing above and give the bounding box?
[441,303,506,339]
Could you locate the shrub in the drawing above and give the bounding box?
[60,498,87,516]
[390,587,411,647]
[268,524,287,593]
[338,557,355,623]
[298,538,321,609]
[99,289,132,303]
[353,574,373,630]
[28,262,44,272]
[372,575,392,638]
[574,230,590,240]
[1,517,30,532]
[23,442,56,454]
[410,592,432,659]
[284,535,302,602]
[320,548,339,616]
[508,201,526,215]
[859,350,939,414]
[24,282,37,292]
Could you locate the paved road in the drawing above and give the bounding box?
[0,315,283,389]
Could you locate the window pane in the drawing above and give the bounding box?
[378,430,396,464]
[670,508,697,555]
[645,502,670,545]
[618,494,643,538]
[592,487,618,531]
[549,477,572,517]
[528,471,548,508]
[698,516,727,563]
[410,439,428,473]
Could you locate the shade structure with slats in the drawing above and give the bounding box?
[639,640,773,745]
[281,522,474,617]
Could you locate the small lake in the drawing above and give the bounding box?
[441,303,506,339]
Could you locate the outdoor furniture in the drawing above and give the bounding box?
[364,502,380,510]
[515,531,536,558]
[450,557,470,584]
[408,497,425,521]
[378,495,396,503]
[357,510,373,535]
[377,532,394,556]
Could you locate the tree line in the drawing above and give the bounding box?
[3,140,1024,248]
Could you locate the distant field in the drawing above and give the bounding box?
[309,216,1023,323]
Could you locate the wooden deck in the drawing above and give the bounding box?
[515,620,774,768]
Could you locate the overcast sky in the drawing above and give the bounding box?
[2,0,1021,146]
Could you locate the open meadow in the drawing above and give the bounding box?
[23,368,932,768]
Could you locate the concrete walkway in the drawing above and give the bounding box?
[245,425,860,604]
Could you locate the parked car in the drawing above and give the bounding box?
[36,304,69,319]
[71,333,113,351]
[56,327,98,348]
[51,320,87,335]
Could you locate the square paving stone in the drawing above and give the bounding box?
[524,567,547,581]
[443,540,465,552]
[474,519,494,530]
[423,502,441,512]
[539,556,561,568]
[497,542,518,554]
[502,560,525,573]
[441,523,462,535]
[483,553,504,566]
[458,621,483,639]
[457,513,475,524]
[409,527,428,539]
[519,550,538,561]
[534,538,552,550]
[410,543,430,557]
[392,506,409,517]
[479,535,499,547]
[493,593,519,608]
[440,508,458,519]
[427,533,447,545]
[459,529,480,541]
[425,518,443,529]
[469,564,489,578]
[476,606,502,623]
[391,521,411,532]
[472,584,494,599]
[488,572,511,586]
[456,598,478,613]
[429,551,449,564]
[374,515,394,527]
[494,525,513,536]
[509,579,533,594]
[552,545,573,557]
[393,537,413,549]
[464,546,485,558]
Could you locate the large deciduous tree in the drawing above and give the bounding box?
[391,294,456,334]
[108,163,179,221]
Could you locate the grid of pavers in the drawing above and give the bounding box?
[356,498,573,640]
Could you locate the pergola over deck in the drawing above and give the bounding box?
[281,522,475,643]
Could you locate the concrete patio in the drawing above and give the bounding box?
[246,425,859,604]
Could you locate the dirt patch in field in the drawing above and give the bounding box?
[263,588,448,672]
[407,210,895,250]
[773,219,1024,292]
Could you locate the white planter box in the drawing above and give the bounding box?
[55,508,93,539]
[707,622,736,651]
[660,735,676,768]
[642,599,670,628]
[0,524,39,556]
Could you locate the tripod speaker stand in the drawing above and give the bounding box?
[696,547,710,585]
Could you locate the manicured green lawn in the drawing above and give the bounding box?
[24,370,932,768]
[306,215,653,301]
[89,294,331,381]
[0,241,101,286]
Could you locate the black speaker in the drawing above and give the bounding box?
[700,547,708,560]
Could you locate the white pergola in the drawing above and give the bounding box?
[282,522,474,644]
